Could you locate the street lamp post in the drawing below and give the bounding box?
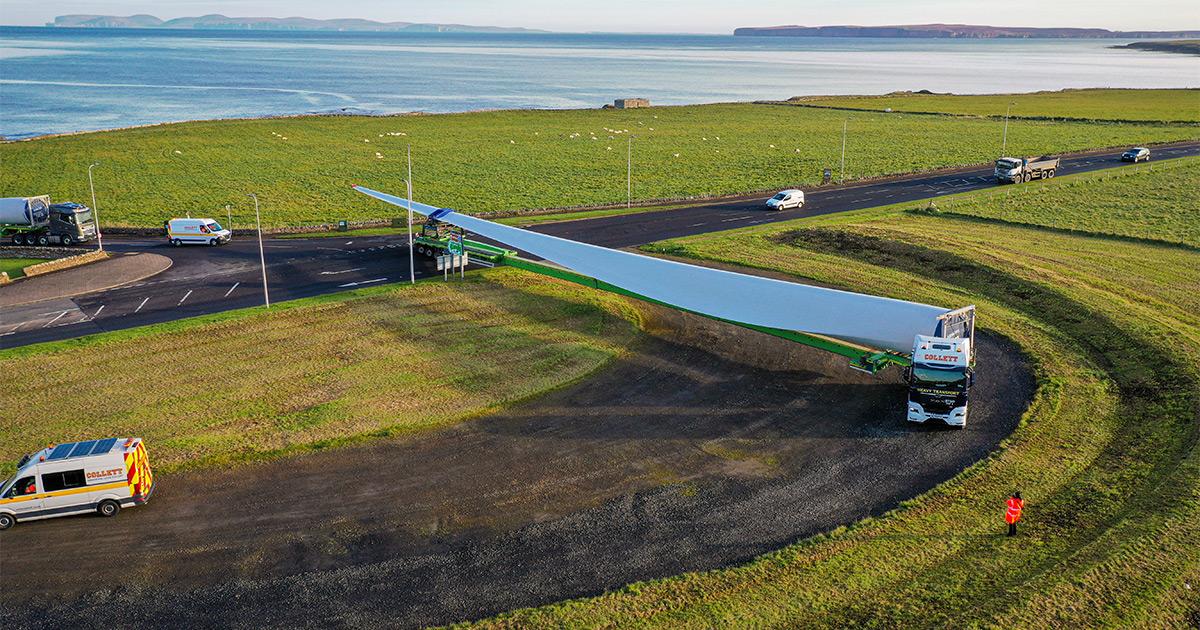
[88,162,104,251]
[627,135,633,208]
[839,120,848,184]
[247,193,270,308]
[406,144,415,285]
[1002,102,1015,156]
[225,204,232,232]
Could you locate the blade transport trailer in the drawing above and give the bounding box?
[359,186,978,428]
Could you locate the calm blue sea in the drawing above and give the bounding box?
[1,26,1196,139]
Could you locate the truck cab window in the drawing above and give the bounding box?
[6,476,36,497]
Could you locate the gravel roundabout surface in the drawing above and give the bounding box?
[0,306,1033,628]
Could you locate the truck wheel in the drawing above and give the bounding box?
[61,234,73,246]
[97,499,120,518]
[10,234,23,246]
[1023,172,1031,183]
[0,513,14,530]
[36,235,50,246]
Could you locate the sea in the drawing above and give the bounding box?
[1,26,1197,139]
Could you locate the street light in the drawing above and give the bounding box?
[1002,102,1015,156]
[840,120,848,184]
[88,162,104,251]
[225,204,232,232]
[246,193,270,308]
[406,144,415,285]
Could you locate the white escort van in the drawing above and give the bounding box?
[0,437,154,530]
[167,217,231,246]
[766,189,804,211]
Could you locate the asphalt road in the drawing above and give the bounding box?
[2,140,1196,349]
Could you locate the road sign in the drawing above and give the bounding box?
[436,253,468,272]
[447,233,464,255]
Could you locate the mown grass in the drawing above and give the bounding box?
[470,156,1200,626]
[2,95,1196,228]
[916,155,1200,247]
[0,258,49,279]
[0,269,641,477]
[800,88,1200,123]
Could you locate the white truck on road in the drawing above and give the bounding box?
[994,155,1060,184]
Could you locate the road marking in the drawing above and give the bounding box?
[320,268,365,275]
[178,290,193,306]
[317,246,345,252]
[345,241,354,245]
[339,278,387,288]
[92,305,105,318]
[223,282,240,297]
[721,215,753,222]
[42,310,70,328]
[688,223,706,227]
[134,297,150,313]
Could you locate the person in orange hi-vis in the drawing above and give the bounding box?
[1005,491,1024,536]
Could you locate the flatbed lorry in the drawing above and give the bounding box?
[1,196,97,246]
[408,216,977,427]
[994,155,1060,184]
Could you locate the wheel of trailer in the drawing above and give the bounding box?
[36,234,50,246]
[61,234,73,246]
[171,238,182,247]
[97,499,120,518]
[0,513,14,530]
[10,234,22,246]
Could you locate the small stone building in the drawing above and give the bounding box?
[614,98,650,109]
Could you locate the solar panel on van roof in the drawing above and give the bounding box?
[90,437,118,455]
[47,442,76,460]
[69,440,99,458]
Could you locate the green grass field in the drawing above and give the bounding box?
[919,156,1200,247]
[2,92,1196,228]
[799,88,1200,123]
[0,258,49,279]
[0,270,640,477]
[471,156,1200,626]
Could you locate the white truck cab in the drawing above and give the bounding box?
[0,437,154,530]
[167,217,231,246]
[766,189,804,211]
[907,335,974,428]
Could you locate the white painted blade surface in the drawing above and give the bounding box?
[354,185,949,353]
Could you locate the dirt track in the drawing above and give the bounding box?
[0,307,1033,628]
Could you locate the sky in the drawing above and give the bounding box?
[3,0,1198,33]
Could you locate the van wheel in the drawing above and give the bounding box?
[97,500,120,518]
[0,513,14,530]
[171,238,182,247]
[210,238,218,246]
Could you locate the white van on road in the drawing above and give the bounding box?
[766,189,804,211]
[167,217,231,246]
[0,437,154,530]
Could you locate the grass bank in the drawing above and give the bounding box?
[474,152,1200,626]
[0,269,641,477]
[0,258,49,279]
[2,93,1195,228]
[798,88,1200,123]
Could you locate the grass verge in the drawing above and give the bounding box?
[0,258,49,279]
[470,145,1200,627]
[0,269,642,477]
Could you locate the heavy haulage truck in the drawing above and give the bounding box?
[364,189,978,427]
[1,196,97,246]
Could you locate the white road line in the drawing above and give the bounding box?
[317,247,345,252]
[92,305,105,318]
[320,268,364,275]
[223,282,240,297]
[688,223,706,227]
[177,290,193,306]
[134,297,150,313]
[721,215,753,222]
[345,241,354,245]
[339,278,387,288]
[42,310,70,328]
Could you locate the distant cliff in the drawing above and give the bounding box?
[733,24,1200,39]
[1115,40,1200,55]
[49,14,546,33]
